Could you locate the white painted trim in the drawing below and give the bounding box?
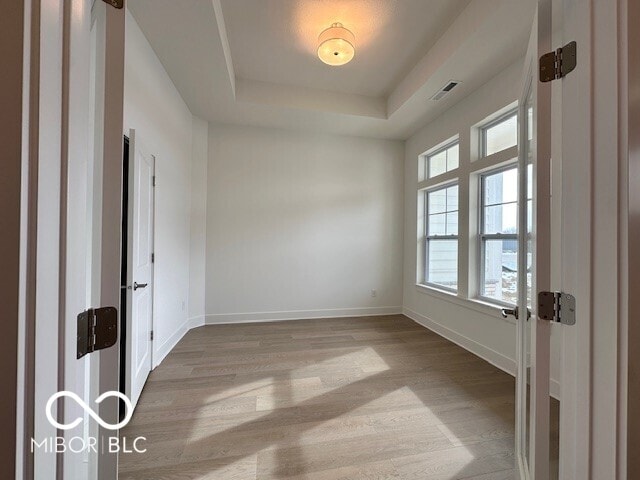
[415,283,516,324]
[403,307,515,374]
[152,319,189,368]
[403,307,560,399]
[550,376,560,401]
[188,315,205,329]
[211,0,235,98]
[204,306,402,325]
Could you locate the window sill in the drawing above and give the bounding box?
[414,284,516,324]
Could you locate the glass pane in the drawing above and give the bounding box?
[447,144,459,171]
[484,114,518,155]
[428,151,447,178]
[446,212,458,235]
[427,240,458,290]
[484,168,518,205]
[522,86,534,474]
[526,238,533,307]
[482,239,518,304]
[427,143,459,178]
[428,213,446,236]
[483,203,518,234]
[428,189,447,214]
[446,185,459,211]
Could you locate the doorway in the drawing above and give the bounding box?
[119,135,130,420]
[122,130,156,410]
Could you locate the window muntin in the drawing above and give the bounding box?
[482,112,517,156]
[479,166,518,304]
[426,142,459,179]
[424,184,459,291]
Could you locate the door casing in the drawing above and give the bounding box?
[16,0,125,478]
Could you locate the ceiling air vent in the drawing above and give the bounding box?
[430,80,460,101]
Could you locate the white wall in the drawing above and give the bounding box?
[204,124,405,323]
[188,117,208,328]
[403,59,561,391]
[124,10,204,365]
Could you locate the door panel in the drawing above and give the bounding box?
[23,1,125,479]
[516,1,553,479]
[127,130,154,408]
[94,2,126,478]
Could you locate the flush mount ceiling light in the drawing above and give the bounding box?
[317,22,355,66]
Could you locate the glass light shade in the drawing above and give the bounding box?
[317,23,355,66]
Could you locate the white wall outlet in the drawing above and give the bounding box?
[371,289,377,297]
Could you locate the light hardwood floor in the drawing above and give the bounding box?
[119,315,518,479]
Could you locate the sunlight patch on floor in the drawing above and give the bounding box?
[255,348,391,411]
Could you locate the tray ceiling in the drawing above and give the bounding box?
[128,0,536,139]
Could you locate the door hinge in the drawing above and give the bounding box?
[101,0,123,8]
[539,41,577,82]
[77,307,118,359]
[538,291,576,325]
[152,176,156,187]
[151,252,155,263]
[150,330,154,341]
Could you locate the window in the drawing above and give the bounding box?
[425,142,459,179]
[482,111,517,156]
[479,166,518,304]
[424,184,459,291]
[415,104,521,307]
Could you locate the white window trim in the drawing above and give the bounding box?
[419,136,459,182]
[477,164,519,307]
[414,283,516,324]
[480,108,518,158]
[414,102,520,312]
[422,182,459,293]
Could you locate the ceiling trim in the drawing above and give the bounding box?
[127,0,535,139]
[387,0,502,116]
[212,0,236,98]
[212,0,503,120]
[236,78,387,119]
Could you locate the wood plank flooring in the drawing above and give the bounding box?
[119,315,518,479]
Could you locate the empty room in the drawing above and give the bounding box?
[4,0,637,479]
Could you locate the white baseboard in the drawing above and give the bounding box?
[153,319,189,368]
[550,378,560,400]
[403,307,561,400]
[403,307,516,375]
[204,306,402,325]
[149,307,562,398]
[188,315,205,329]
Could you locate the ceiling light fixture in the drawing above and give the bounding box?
[317,22,355,66]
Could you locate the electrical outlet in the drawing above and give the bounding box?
[371,289,377,298]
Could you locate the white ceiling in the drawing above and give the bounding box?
[127,0,536,140]
[221,0,470,98]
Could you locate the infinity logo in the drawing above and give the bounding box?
[45,391,133,431]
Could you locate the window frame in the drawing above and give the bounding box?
[477,163,519,307]
[480,109,518,158]
[422,181,459,293]
[424,139,460,180]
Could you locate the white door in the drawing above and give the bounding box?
[514,2,553,479]
[22,1,125,479]
[126,130,155,408]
